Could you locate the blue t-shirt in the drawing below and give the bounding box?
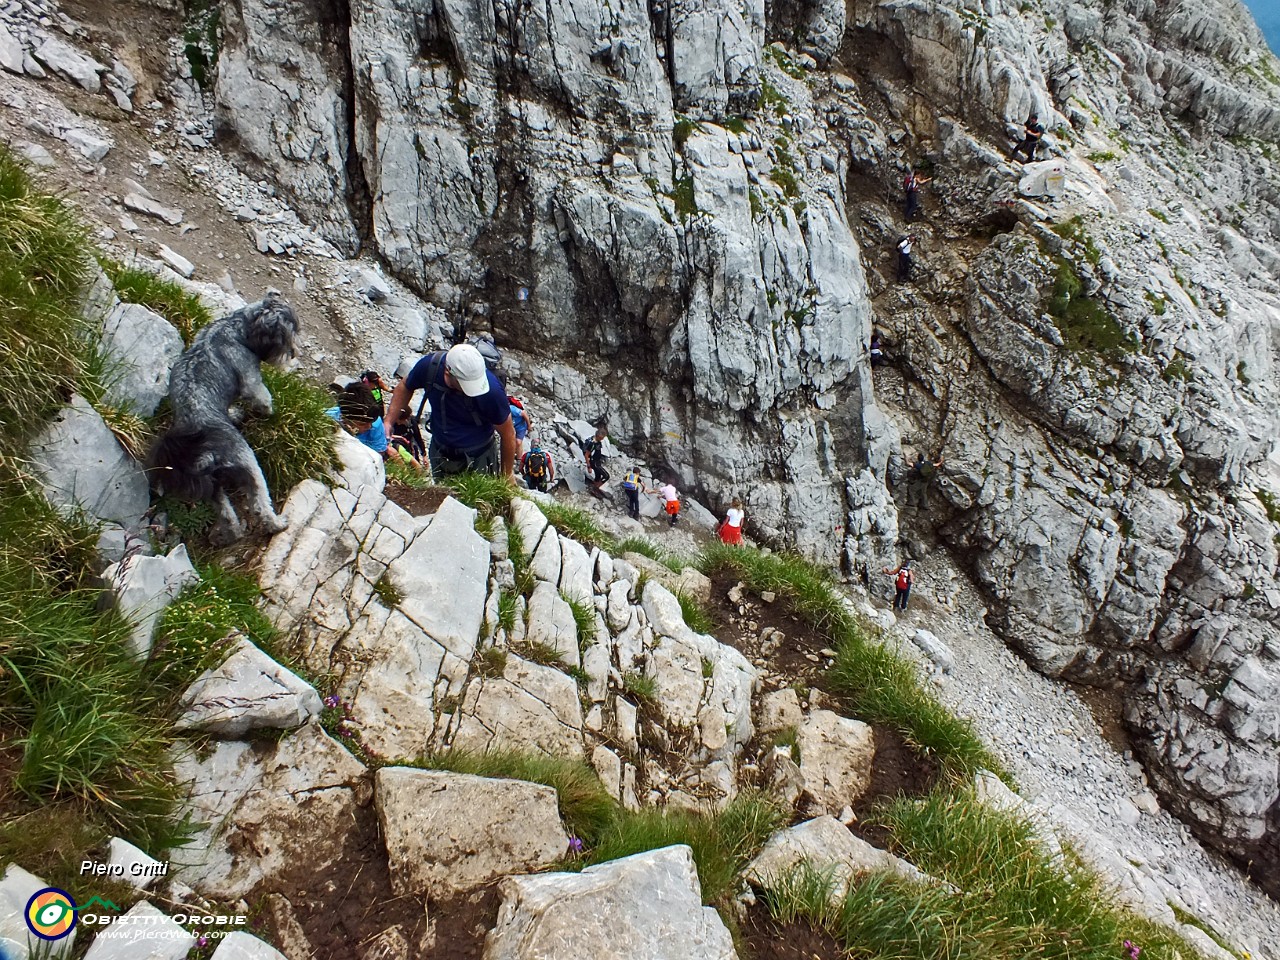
[326,406,389,454]
[357,417,388,454]
[510,402,529,440]
[405,353,511,452]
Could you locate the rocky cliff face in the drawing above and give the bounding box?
[212,0,1280,880]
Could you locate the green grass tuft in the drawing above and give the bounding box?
[539,501,613,550]
[99,259,214,345]
[564,593,597,649]
[241,366,340,499]
[385,457,430,489]
[445,472,516,519]
[0,144,96,453]
[677,590,715,635]
[621,670,658,704]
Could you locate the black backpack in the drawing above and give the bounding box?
[525,451,547,479]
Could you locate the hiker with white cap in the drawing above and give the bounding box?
[384,343,518,479]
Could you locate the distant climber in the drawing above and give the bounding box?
[328,382,389,457]
[384,343,517,479]
[903,170,931,222]
[884,560,915,612]
[360,370,388,412]
[658,480,681,526]
[870,331,885,368]
[521,443,555,492]
[622,466,647,520]
[389,406,426,464]
[582,425,610,499]
[897,235,915,282]
[907,451,945,509]
[719,498,745,545]
[1009,113,1045,163]
[508,395,533,453]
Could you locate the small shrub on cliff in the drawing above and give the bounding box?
[444,471,515,519]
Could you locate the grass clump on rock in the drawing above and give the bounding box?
[99,258,214,345]
[241,366,340,499]
[0,145,95,452]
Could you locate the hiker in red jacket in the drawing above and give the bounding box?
[884,560,916,612]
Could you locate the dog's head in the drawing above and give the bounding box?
[242,291,300,364]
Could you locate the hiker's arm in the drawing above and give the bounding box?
[497,416,518,479]
[385,381,412,434]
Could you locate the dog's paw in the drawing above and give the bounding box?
[261,512,289,535]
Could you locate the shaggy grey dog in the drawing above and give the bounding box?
[149,292,300,542]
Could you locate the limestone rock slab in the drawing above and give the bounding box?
[483,845,736,960]
[390,496,488,662]
[0,865,77,959]
[30,395,150,528]
[103,544,200,659]
[177,637,323,737]
[451,656,585,758]
[376,768,570,897]
[171,722,366,899]
[83,901,193,959]
[525,580,580,668]
[100,302,184,416]
[797,709,875,814]
[210,932,289,960]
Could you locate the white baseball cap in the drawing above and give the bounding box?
[445,343,490,397]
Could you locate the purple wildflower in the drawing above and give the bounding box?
[196,934,210,948]
[567,836,584,854]
[323,694,341,709]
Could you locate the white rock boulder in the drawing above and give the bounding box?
[0,865,77,959]
[483,845,736,960]
[797,709,875,815]
[745,816,935,902]
[176,637,323,737]
[376,767,570,898]
[29,395,150,528]
[102,544,200,659]
[100,303,184,417]
[82,901,193,960]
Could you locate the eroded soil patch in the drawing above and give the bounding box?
[740,901,845,960]
[261,788,498,959]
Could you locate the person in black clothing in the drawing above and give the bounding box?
[870,332,885,367]
[582,425,610,499]
[896,235,915,282]
[1010,113,1045,162]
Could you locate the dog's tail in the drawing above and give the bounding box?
[148,424,255,501]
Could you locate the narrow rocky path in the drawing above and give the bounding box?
[860,547,1280,958]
